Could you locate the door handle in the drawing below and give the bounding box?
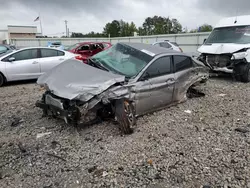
[59,58,64,61]
[32,61,39,64]
[166,78,175,87]
[166,78,175,82]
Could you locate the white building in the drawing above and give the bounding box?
[0,25,38,44]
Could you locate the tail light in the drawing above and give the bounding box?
[179,47,183,52]
[75,55,88,63]
[75,55,83,60]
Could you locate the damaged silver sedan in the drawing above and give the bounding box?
[36,42,209,134]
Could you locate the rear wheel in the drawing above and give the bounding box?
[115,99,135,134]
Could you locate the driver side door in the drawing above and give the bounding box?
[4,49,40,81]
[135,56,175,116]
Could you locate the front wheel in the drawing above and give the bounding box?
[0,73,5,87]
[240,64,250,83]
[114,99,135,134]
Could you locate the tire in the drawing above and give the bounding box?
[234,64,243,81]
[240,64,250,83]
[0,73,5,87]
[115,99,135,134]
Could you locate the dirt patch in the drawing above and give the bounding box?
[0,79,250,188]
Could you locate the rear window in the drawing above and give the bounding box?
[160,42,172,48]
[170,42,179,47]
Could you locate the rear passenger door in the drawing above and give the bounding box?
[39,48,65,74]
[173,55,194,99]
[173,55,194,80]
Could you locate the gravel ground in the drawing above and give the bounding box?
[0,77,250,188]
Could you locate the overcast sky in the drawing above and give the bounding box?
[0,0,250,36]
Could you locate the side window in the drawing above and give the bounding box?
[11,49,38,61]
[41,49,63,58]
[79,45,90,51]
[58,51,65,56]
[174,55,193,72]
[91,44,99,50]
[145,56,171,78]
[154,43,161,47]
[160,42,171,48]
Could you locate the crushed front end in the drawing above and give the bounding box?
[198,51,249,74]
[35,91,106,126]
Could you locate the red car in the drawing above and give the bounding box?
[66,42,112,63]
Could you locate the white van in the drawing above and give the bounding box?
[197,15,250,82]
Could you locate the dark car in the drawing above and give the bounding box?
[65,42,112,63]
[36,42,208,134]
[0,44,16,55]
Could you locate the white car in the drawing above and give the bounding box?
[0,47,78,86]
[152,41,183,52]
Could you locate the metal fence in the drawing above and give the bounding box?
[10,32,210,53]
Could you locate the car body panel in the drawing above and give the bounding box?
[134,73,175,115]
[39,51,75,74]
[198,43,250,54]
[5,57,41,80]
[37,60,125,101]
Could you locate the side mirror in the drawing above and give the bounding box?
[8,57,15,62]
[203,39,207,44]
[140,72,150,81]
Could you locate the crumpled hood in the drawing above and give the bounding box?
[37,59,125,101]
[198,43,250,54]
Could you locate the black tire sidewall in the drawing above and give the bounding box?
[0,73,4,86]
[240,63,250,83]
[115,99,135,134]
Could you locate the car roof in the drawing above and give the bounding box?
[78,42,111,45]
[120,42,184,57]
[14,47,65,51]
[215,15,250,28]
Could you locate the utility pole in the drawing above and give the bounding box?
[64,20,68,37]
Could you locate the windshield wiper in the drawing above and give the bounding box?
[89,58,109,71]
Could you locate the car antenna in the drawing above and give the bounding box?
[234,8,238,24]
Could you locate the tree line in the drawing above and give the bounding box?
[70,15,213,38]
